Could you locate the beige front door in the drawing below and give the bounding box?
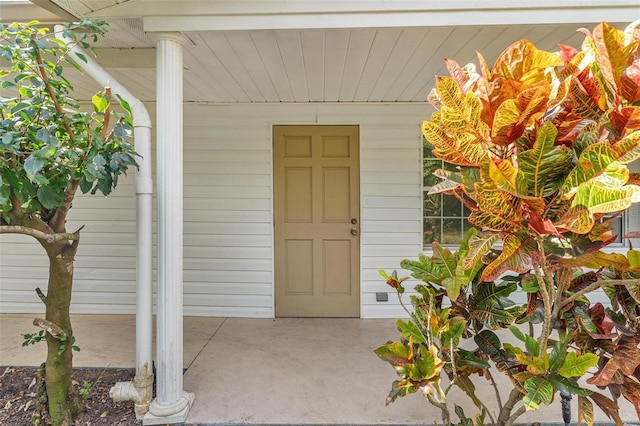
[273,125,360,317]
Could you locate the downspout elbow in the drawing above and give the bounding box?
[110,373,153,418]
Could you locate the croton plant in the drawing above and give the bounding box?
[376,22,640,426]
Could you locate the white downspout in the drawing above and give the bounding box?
[54,26,154,417]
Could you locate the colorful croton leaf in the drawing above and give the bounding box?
[378,21,640,426]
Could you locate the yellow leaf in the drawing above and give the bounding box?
[422,121,486,166]
[435,76,464,111]
[578,395,594,426]
[492,39,563,83]
[572,181,640,215]
[481,234,537,282]
[562,142,617,196]
[488,158,527,197]
[556,205,593,234]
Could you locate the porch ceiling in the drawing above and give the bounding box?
[45,23,603,104]
[3,1,635,103]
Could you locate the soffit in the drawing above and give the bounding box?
[4,1,637,103]
[59,22,605,103]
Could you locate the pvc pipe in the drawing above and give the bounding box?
[54,25,154,415]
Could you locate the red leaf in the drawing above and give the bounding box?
[590,392,624,426]
[527,210,562,237]
[614,336,640,375]
[622,62,640,103]
[558,44,579,64]
[610,106,640,137]
[445,58,470,93]
[622,380,640,419]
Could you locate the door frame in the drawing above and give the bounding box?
[270,123,362,318]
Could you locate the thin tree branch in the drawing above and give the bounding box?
[31,34,75,141]
[561,279,640,308]
[35,287,46,304]
[489,371,504,411]
[33,318,66,339]
[31,34,81,232]
[0,225,80,243]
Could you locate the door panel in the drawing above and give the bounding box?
[274,125,360,317]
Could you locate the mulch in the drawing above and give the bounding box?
[0,366,140,425]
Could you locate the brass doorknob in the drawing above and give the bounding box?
[351,228,358,235]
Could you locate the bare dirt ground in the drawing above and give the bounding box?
[0,366,139,425]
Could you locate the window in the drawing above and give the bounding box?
[422,142,628,248]
[423,143,471,246]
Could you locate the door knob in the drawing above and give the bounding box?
[351,218,358,224]
[351,228,358,235]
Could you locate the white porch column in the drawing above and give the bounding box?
[146,33,193,425]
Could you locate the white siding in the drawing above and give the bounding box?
[0,103,426,318]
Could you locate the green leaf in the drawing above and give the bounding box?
[74,52,87,63]
[521,274,540,293]
[401,254,445,284]
[454,405,473,426]
[474,329,503,359]
[456,349,491,370]
[509,325,539,356]
[550,375,592,397]
[92,92,109,113]
[0,185,10,210]
[87,153,106,178]
[36,186,63,210]
[396,319,426,344]
[473,281,519,329]
[441,319,465,349]
[463,231,499,270]
[23,156,44,179]
[549,339,568,372]
[557,352,598,378]
[374,342,411,367]
[519,121,573,197]
[523,376,554,410]
[432,242,457,279]
[36,128,50,143]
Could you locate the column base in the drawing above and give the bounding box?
[143,392,195,425]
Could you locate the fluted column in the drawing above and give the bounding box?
[146,32,193,425]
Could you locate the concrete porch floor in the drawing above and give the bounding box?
[1,314,638,425]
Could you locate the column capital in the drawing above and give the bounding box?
[151,31,188,45]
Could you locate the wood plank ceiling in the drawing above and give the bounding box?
[19,2,610,103]
[65,23,593,104]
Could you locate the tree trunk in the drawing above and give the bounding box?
[43,241,81,426]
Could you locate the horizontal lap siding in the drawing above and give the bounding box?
[0,175,138,314]
[183,105,275,317]
[0,103,426,318]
